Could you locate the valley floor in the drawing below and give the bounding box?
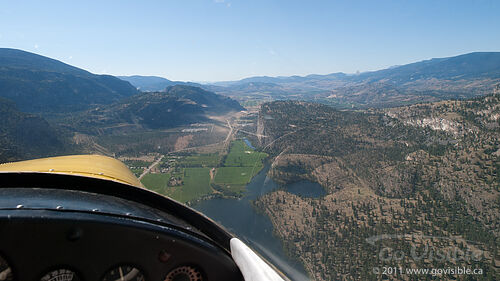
[120,110,268,203]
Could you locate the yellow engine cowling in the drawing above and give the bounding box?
[0,155,143,188]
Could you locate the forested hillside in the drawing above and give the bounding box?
[0,98,70,163]
[0,48,138,112]
[254,90,500,280]
[57,85,244,134]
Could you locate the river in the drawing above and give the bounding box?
[192,162,324,280]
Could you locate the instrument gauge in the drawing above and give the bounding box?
[102,265,145,281]
[0,255,13,281]
[40,269,79,281]
[164,266,202,281]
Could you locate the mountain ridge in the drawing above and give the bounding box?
[118,75,202,92]
[204,52,500,108]
[0,48,139,113]
[60,85,245,134]
[212,52,500,85]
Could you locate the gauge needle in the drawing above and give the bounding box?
[0,268,11,280]
[113,268,139,281]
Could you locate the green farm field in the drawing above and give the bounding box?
[141,173,171,194]
[223,140,267,168]
[176,154,219,167]
[213,167,256,195]
[213,140,268,194]
[141,168,212,203]
[139,139,267,203]
[165,167,212,203]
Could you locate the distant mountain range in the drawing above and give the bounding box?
[214,72,349,86]
[117,52,500,108]
[218,52,500,85]
[0,48,499,163]
[118,75,201,92]
[205,52,500,107]
[356,52,500,82]
[0,48,138,112]
[0,49,245,162]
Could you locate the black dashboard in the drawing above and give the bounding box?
[0,173,244,281]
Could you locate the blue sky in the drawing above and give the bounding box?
[1,0,499,81]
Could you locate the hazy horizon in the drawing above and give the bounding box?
[118,50,500,84]
[1,0,499,81]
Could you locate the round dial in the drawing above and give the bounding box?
[102,266,145,281]
[40,269,79,281]
[164,266,202,281]
[0,255,13,281]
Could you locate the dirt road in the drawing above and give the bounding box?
[138,155,164,180]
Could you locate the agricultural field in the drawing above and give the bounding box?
[141,173,171,194]
[140,168,212,203]
[137,139,268,203]
[213,140,268,194]
[176,153,219,167]
[213,167,256,195]
[224,140,266,168]
[163,167,212,203]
